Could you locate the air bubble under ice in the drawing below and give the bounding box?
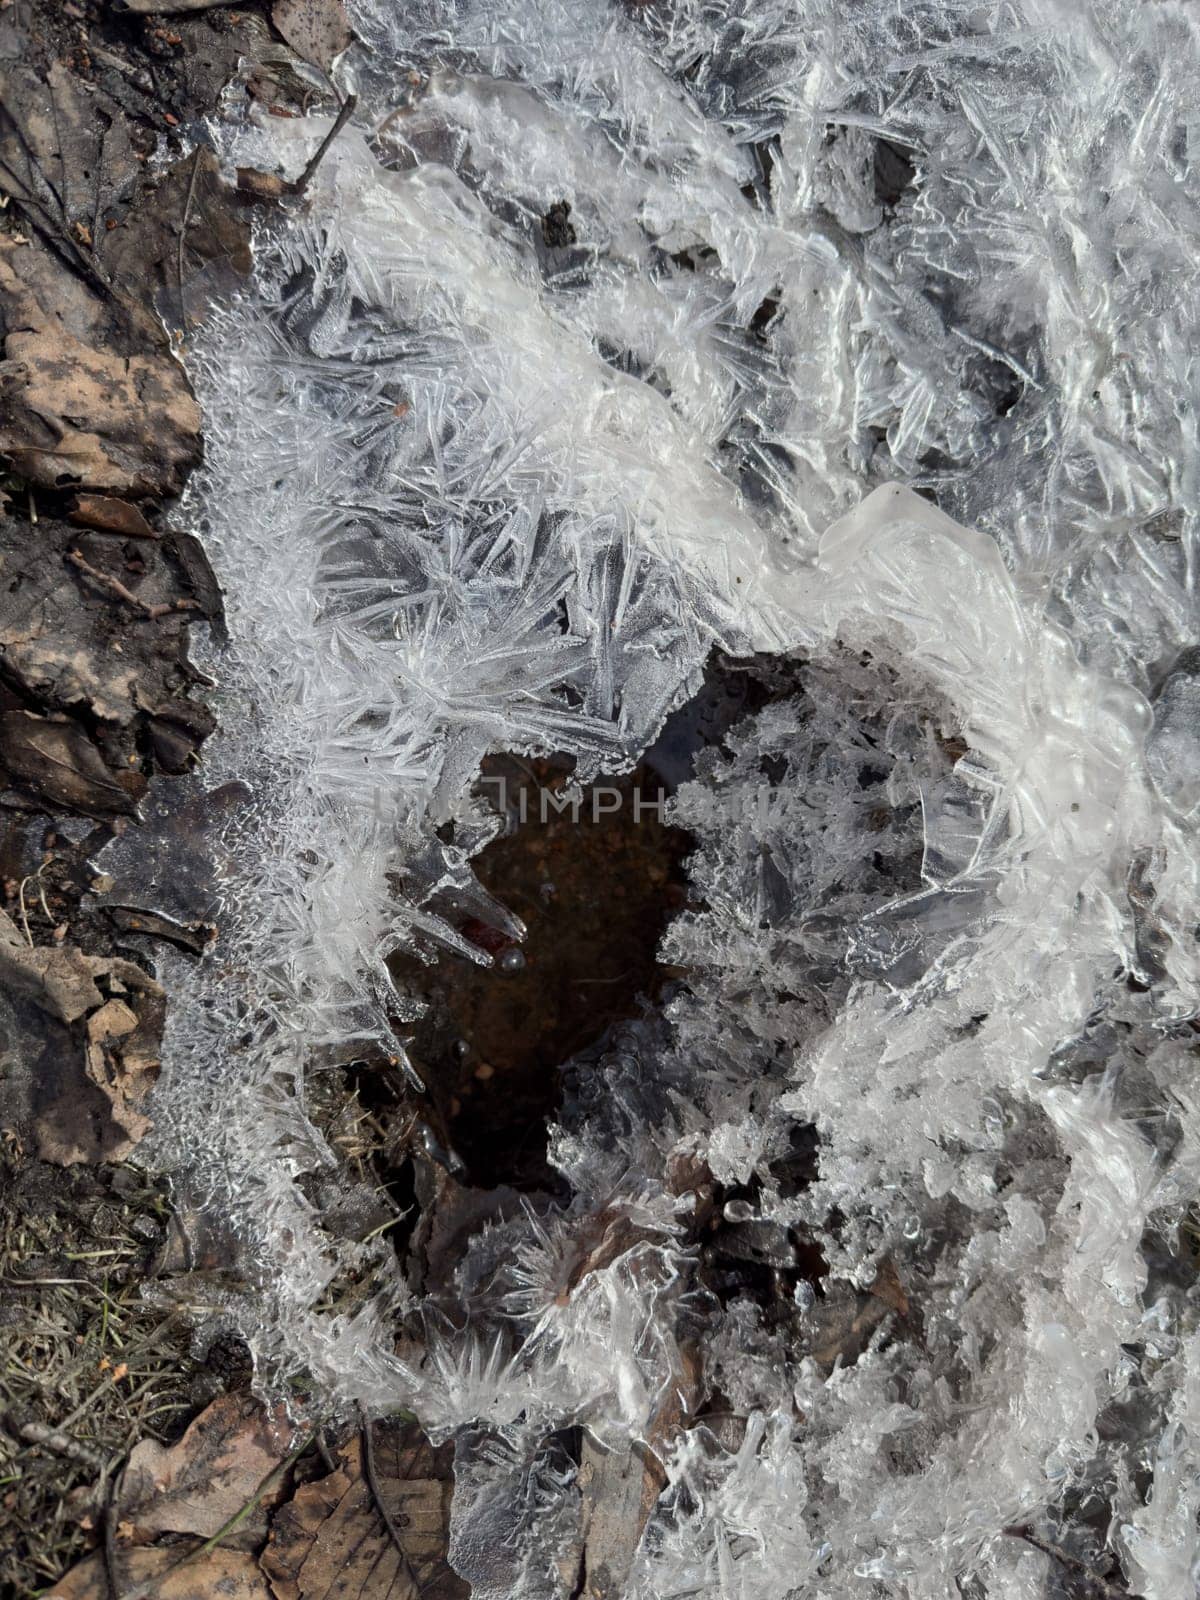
[118,2,1200,1595]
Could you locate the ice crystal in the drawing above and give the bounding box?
[110,0,1200,1594]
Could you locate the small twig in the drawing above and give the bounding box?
[102,1470,122,1600]
[3,1415,106,1472]
[67,550,199,621]
[1002,1526,1139,1599]
[360,1407,412,1566]
[16,874,34,947]
[177,147,202,328]
[294,93,358,195]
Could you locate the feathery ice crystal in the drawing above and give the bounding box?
[102,2,1200,1595]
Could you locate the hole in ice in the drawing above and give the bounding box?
[373,645,973,1224]
[378,656,779,1193]
[873,136,916,210]
[387,754,695,1191]
[701,1128,828,1317]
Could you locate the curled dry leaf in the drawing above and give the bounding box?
[69,494,160,541]
[262,1424,467,1600]
[105,905,217,956]
[236,167,294,203]
[0,907,161,1027]
[120,1393,300,1546]
[77,993,163,1162]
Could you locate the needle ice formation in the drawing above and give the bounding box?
[111,2,1200,1595]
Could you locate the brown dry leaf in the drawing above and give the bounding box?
[272,0,353,73]
[0,906,161,1027]
[79,995,161,1158]
[47,1545,272,1600]
[37,982,165,1165]
[0,710,146,816]
[261,1424,467,1600]
[120,1394,300,1546]
[69,494,159,540]
[0,239,200,497]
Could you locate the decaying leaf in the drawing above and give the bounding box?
[262,1424,467,1600]
[0,62,138,255]
[47,1546,272,1600]
[0,517,217,793]
[272,0,354,73]
[168,529,227,641]
[0,240,201,497]
[101,148,252,334]
[119,1394,299,1546]
[0,908,166,1163]
[0,710,146,816]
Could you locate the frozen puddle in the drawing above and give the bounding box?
[101,4,1200,1596]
